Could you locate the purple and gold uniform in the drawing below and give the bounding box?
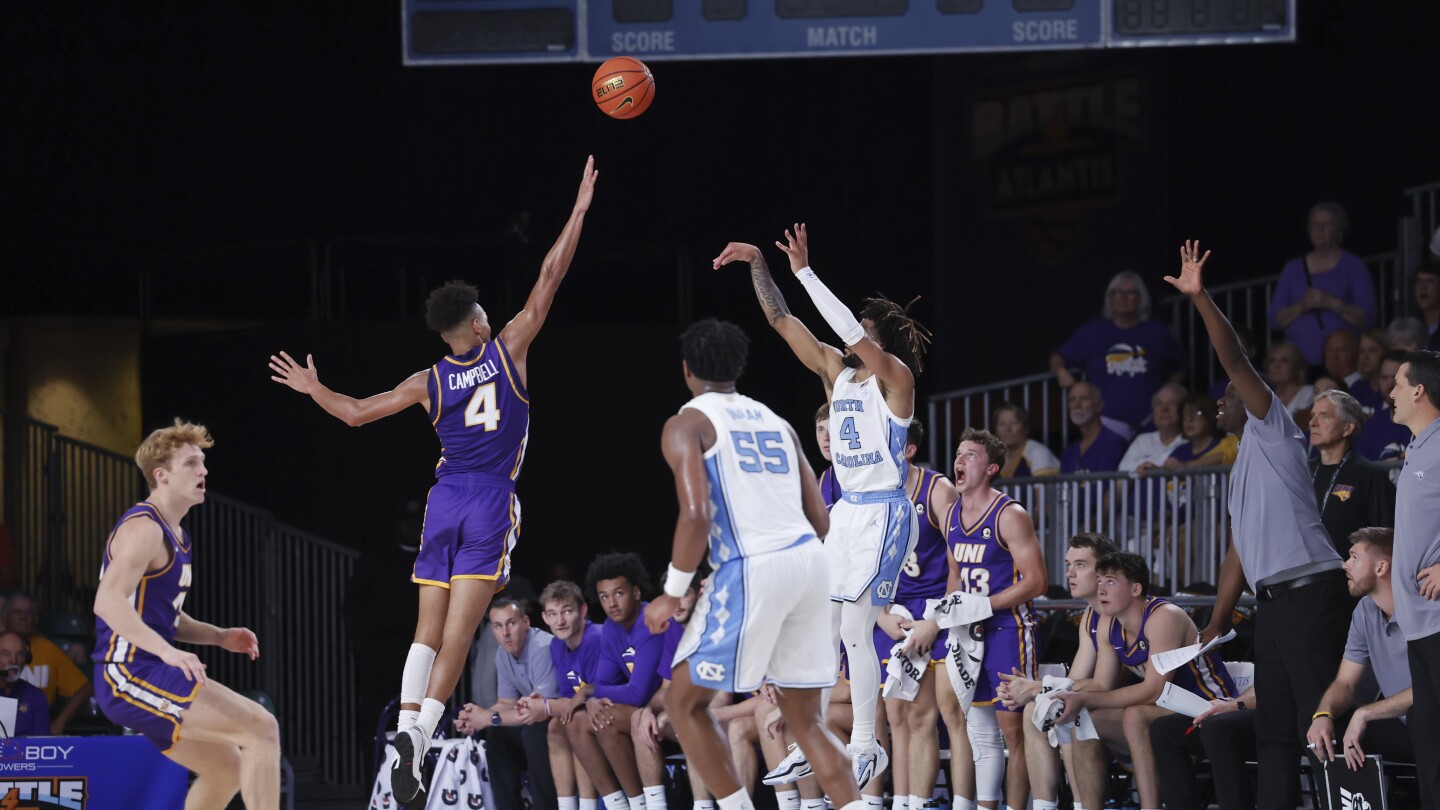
[415,338,530,588]
[92,502,197,751]
[1082,606,1101,650]
[944,492,1037,711]
[1110,597,1236,700]
[876,467,950,667]
[819,467,841,509]
[550,622,604,700]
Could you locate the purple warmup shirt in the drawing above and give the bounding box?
[1268,252,1378,366]
[1056,319,1183,429]
[591,607,664,707]
[550,621,604,700]
[0,679,49,736]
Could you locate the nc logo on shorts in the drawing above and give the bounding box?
[876,580,895,600]
[694,661,727,682]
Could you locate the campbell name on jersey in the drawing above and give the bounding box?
[829,369,910,493]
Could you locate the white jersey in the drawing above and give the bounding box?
[829,367,911,493]
[682,392,818,563]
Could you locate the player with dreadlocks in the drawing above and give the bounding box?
[713,224,931,790]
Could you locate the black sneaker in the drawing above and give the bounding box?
[392,726,430,808]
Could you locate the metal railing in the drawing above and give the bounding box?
[998,466,1233,595]
[0,411,363,786]
[925,372,1066,469]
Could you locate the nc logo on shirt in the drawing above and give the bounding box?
[694,661,726,682]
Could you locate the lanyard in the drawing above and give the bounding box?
[1311,450,1351,516]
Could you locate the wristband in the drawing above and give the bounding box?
[543,698,551,718]
[1312,711,1333,721]
[663,563,695,598]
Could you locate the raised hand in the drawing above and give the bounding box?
[573,155,599,213]
[1163,240,1212,297]
[269,351,320,395]
[712,242,761,269]
[775,223,810,274]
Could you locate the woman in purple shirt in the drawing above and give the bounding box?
[1269,201,1378,366]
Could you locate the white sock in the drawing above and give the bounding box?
[399,643,437,731]
[907,794,927,810]
[777,792,801,810]
[1073,804,1084,810]
[954,800,977,810]
[893,797,909,810]
[862,796,883,810]
[716,789,755,810]
[628,796,647,810]
[1032,802,1058,810]
[603,792,629,810]
[581,800,598,810]
[837,802,866,810]
[694,802,716,810]
[644,786,668,810]
[560,798,579,810]
[802,799,828,810]
[416,697,446,740]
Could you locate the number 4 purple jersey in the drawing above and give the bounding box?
[426,338,530,480]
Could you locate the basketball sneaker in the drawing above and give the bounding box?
[762,743,812,785]
[392,724,431,808]
[848,741,888,790]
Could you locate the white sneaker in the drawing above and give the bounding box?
[392,725,431,808]
[847,741,888,790]
[762,743,813,785]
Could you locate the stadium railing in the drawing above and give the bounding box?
[0,410,363,787]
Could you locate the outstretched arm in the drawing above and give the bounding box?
[714,241,844,389]
[1164,240,1272,420]
[499,155,600,364]
[270,353,429,427]
[776,224,916,414]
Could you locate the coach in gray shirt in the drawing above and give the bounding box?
[456,598,559,810]
[1168,242,1349,810]
[1390,350,1440,807]
[1305,527,1413,774]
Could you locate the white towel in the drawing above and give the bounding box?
[925,590,994,629]
[1033,691,1099,747]
[883,604,930,702]
[942,624,986,713]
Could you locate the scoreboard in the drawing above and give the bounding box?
[402,0,1295,65]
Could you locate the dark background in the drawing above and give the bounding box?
[5,3,1439,586]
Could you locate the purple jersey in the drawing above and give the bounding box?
[93,503,193,665]
[1110,597,1237,700]
[944,491,1035,630]
[1082,606,1101,650]
[550,622,604,700]
[427,338,530,480]
[591,608,664,707]
[819,466,841,509]
[1,680,50,736]
[897,468,949,601]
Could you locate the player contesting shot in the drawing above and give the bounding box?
[269,156,598,808]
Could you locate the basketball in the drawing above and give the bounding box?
[592,57,655,120]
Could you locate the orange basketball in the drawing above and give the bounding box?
[592,57,655,120]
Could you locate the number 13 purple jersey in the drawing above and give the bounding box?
[426,339,531,481]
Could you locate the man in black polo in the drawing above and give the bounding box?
[1308,389,1396,555]
[1167,241,1350,810]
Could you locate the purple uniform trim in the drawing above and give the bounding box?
[413,475,516,587]
[94,660,203,752]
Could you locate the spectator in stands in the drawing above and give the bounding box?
[568,553,665,810]
[1052,553,1238,810]
[1164,393,1237,469]
[1060,381,1129,474]
[1050,271,1184,437]
[1414,266,1440,350]
[1173,241,1349,810]
[1311,370,1347,395]
[1120,383,1186,474]
[1305,528,1413,771]
[1351,328,1391,413]
[1264,342,1314,416]
[0,632,49,736]
[993,402,1060,478]
[1355,350,1412,462]
[1324,329,1363,389]
[1387,316,1429,354]
[1149,683,1258,810]
[535,581,605,810]
[7,592,91,734]
[1308,391,1396,556]
[1269,201,1378,366]
[455,597,559,810]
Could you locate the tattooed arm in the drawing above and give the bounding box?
[713,242,844,388]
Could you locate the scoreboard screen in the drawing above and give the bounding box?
[402,0,1295,65]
